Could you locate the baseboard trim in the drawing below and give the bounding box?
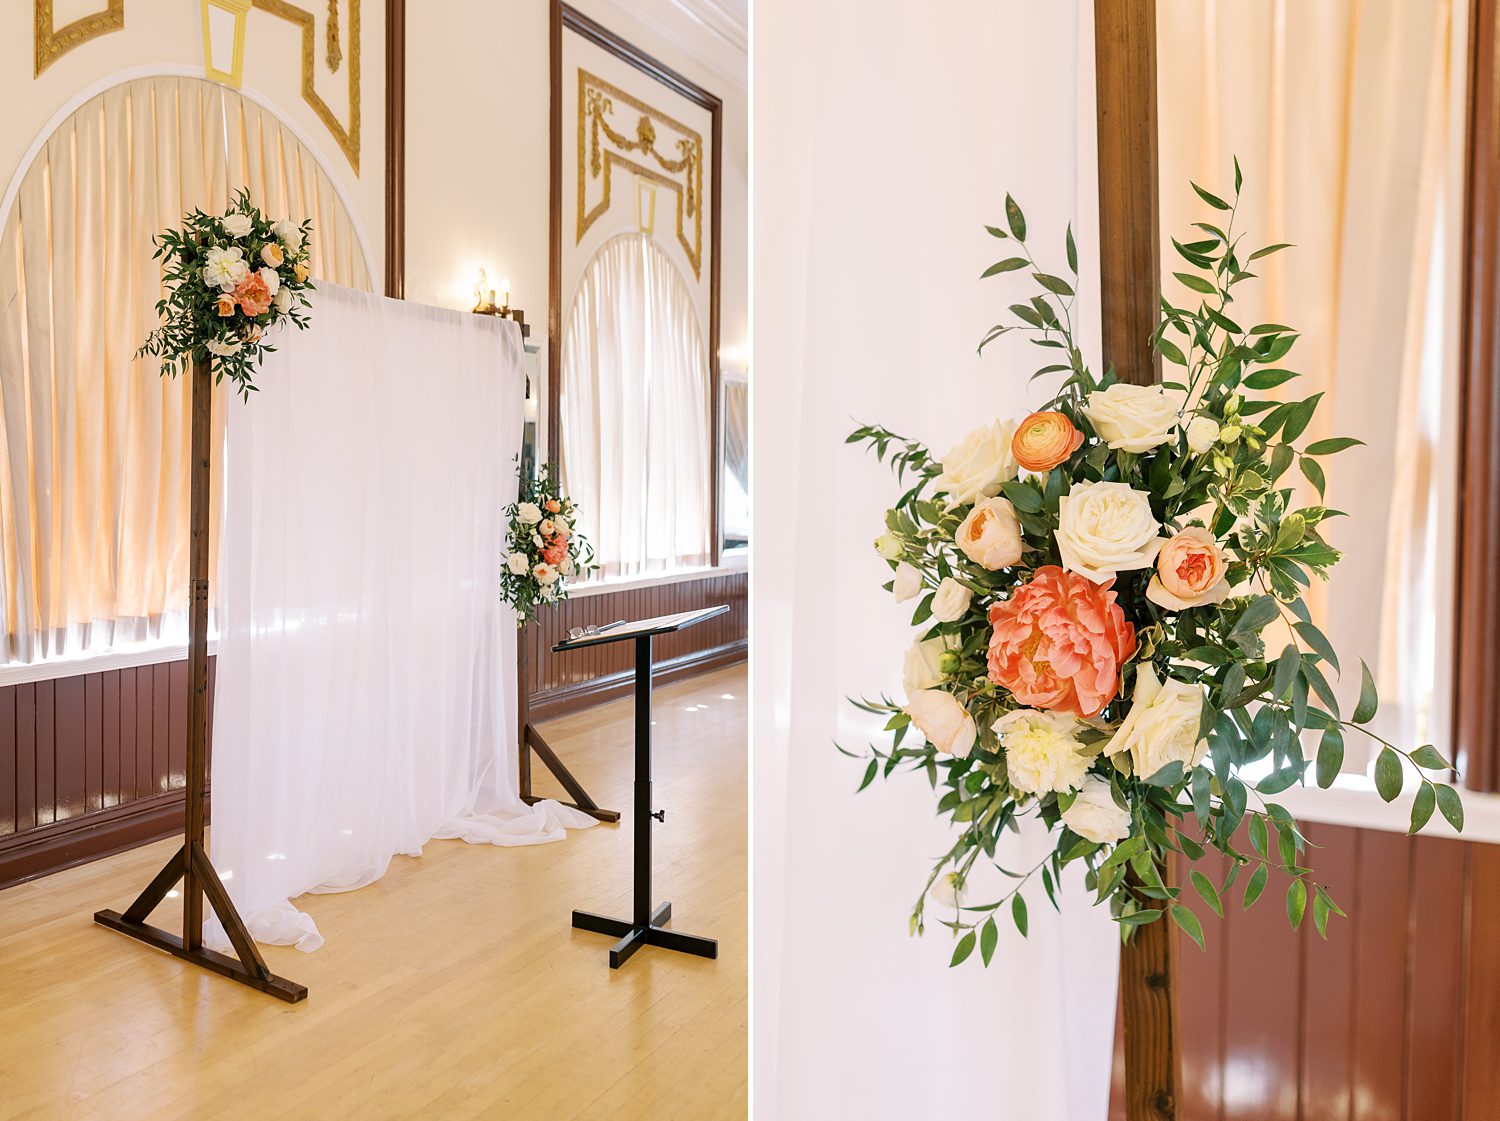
[0,790,188,892]
[529,640,747,724]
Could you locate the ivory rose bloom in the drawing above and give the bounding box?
[1186,415,1221,454]
[1106,664,1207,779]
[892,561,923,603]
[516,502,543,525]
[506,552,529,575]
[987,566,1136,718]
[273,286,293,314]
[205,337,243,357]
[929,577,973,623]
[260,242,285,269]
[993,708,1096,795]
[273,218,304,249]
[1055,480,1163,582]
[1012,411,1085,473]
[221,212,253,238]
[938,420,1018,504]
[904,635,955,694]
[1147,526,1231,611]
[232,271,273,317]
[1061,775,1132,844]
[1081,383,1187,453]
[956,496,1023,570]
[904,689,976,757]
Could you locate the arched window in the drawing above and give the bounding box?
[560,233,711,578]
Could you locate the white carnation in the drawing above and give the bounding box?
[201,246,249,291]
[993,708,1097,795]
[1081,383,1186,453]
[1055,480,1163,582]
[1061,775,1132,844]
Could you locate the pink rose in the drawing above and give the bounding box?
[1147,527,1231,611]
[232,271,273,316]
[987,565,1137,718]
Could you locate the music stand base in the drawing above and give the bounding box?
[93,910,309,1003]
[572,903,718,969]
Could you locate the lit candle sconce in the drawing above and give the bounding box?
[472,269,528,338]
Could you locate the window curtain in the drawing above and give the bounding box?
[207,283,595,953]
[1157,0,1459,761]
[0,74,372,663]
[560,233,711,578]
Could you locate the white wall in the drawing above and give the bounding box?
[751,3,1116,1118]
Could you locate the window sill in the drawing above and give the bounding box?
[570,554,748,598]
[0,635,220,688]
[1274,777,1500,845]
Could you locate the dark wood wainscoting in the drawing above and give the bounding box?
[1107,822,1500,1121]
[524,570,748,723]
[0,659,217,890]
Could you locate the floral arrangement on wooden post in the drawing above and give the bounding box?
[845,169,1464,964]
[136,188,314,398]
[501,462,596,624]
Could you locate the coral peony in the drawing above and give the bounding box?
[232,270,274,316]
[986,565,1136,718]
[541,535,568,566]
[1012,411,1085,473]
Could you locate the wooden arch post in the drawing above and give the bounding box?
[1094,1,1181,1118]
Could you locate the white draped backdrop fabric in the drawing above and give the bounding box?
[208,283,594,953]
[752,2,1115,1119]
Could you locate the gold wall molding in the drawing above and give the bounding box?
[577,68,703,279]
[253,0,360,172]
[34,0,125,77]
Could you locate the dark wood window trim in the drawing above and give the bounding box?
[384,0,405,299]
[548,2,725,564]
[1456,0,1500,794]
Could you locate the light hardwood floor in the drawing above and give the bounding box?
[0,664,747,1121]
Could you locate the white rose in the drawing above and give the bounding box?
[221,212,253,238]
[903,634,955,695]
[260,267,281,297]
[560,558,576,577]
[874,533,903,560]
[201,246,248,291]
[506,552,529,575]
[892,562,923,603]
[1055,480,1163,582]
[532,562,559,585]
[904,689,976,758]
[554,515,571,534]
[517,502,543,525]
[938,420,1018,504]
[1106,663,1207,779]
[929,577,972,623]
[993,708,1097,795]
[1186,415,1221,454]
[273,218,304,249]
[1061,775,1132,844]
[273,286,293,314]
[205,337,243,356]
[955,496,1023,570]
[1081,383,1187,453]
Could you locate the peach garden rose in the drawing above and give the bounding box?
[232,270,274,317]
[1147,526,1231,611]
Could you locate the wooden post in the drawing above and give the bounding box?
[1094,2,1180,1118]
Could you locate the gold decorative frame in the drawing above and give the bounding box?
[34,0,125,77]
[252,0,361,171]
[577,69,703,278]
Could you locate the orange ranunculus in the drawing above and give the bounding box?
[986,565,1136,717]
[215,294,237,317]
[233,270,274,316]
[1012,411,1085,473]
[545,499,562,513]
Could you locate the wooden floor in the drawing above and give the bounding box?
[0,664,747,1121]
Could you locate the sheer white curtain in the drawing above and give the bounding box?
[560,233,711,578]
[753,2,1115,1118]
[207,283,595,953]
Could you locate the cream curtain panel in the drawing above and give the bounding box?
[1157,0,1459,759]
[560,232,712,578]
[0,74,371,663]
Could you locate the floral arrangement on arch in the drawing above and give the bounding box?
[846,168,1464,964]
[136,188,314,399]
[501,462,597,625]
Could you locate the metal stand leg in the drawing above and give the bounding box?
[570,634,717,968]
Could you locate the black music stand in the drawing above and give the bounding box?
[556,605,728,969]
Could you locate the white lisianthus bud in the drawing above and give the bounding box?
[1054,480,1163,582]
[1061,774,1132,844]
[929,870,967,909]
[904,689,977,757]
[506,552,529,575]
[1186,415,1221,454]
[929,577,973,623]
[1219,425,1242,445]
[273,286,293,314]
[1106,664,1208,779]
[874,533,903,560]
[1081,382,1187,452]
[517,502,543,525]
[903,635,955,695]
[937,420,1019,504]
[892,561,923,603]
